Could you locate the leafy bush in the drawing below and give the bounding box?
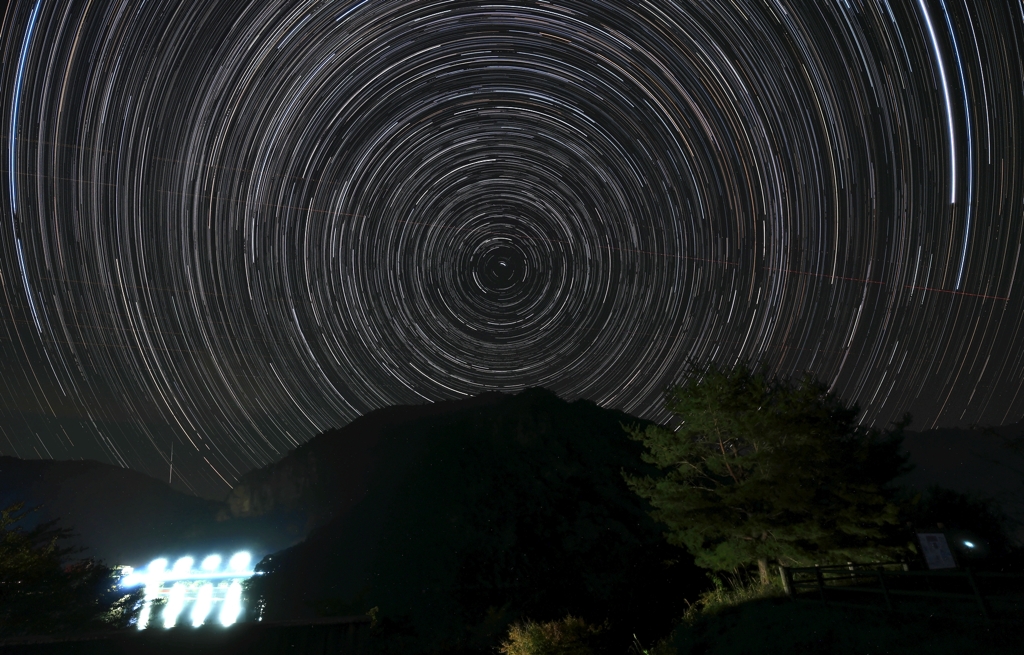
[0,502,141,636]
[499,616,604,655]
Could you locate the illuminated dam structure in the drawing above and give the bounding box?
[120,551,256,629]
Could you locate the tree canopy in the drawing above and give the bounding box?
[624,364,909,583]
[0,502,140,637]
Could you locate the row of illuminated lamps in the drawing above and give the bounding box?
[120,552,256,629]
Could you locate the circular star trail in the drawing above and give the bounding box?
[2,0,1023,496]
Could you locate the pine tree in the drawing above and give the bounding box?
[624,364,909,584]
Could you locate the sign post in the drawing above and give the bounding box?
[916,532,957,570]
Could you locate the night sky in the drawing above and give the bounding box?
[2,0,1023,498]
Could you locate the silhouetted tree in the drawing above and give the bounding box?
[625,364,910,584]
[0,502,141,637]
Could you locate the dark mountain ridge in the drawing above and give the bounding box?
[4,388,1019,597]
[221,392,505,530]
[0,394,508,567]
[245,388,703,653]
[0,456,302,566]
[899,421,1024,540]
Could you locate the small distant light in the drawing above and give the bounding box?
[201,554,222,572]
[172,557,194,576]
[228,551,252,573]
[964,541,975,549]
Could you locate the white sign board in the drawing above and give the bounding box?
[917,532,957,570]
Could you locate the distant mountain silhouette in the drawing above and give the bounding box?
[899,421,1024,538]
[0,395,511,569]
[221,393,505,531]
[0,457,303,566]
[5,389,1021,648]
[244,388,702,654]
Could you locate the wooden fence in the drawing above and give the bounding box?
[779,562,1024,623]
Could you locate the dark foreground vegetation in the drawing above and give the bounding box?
[0,503,139,637]
[2,364,1022,653]
[671,597,1022,655]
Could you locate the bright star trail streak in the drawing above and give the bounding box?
[916,0,957,206]
[8,0,42,332]
[1,0,1023,498]
[937,0,974,290]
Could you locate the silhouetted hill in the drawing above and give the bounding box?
[222,393,505,531]
[246,388,702,654]
[0,457,303,566]
[7,390,1021,646]
[899,421,1024,539]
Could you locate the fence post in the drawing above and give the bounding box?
[877,567,893,611]
[964,567,992,624]
[814,565,827,605]
[779,565,792,597]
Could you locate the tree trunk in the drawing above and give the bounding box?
[757,558,770,586]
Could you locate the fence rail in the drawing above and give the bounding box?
[779,563,1024,623]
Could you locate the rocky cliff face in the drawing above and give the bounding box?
[223,450,319,517]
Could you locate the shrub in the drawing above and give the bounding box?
[682,576,786,622]
[499,616,604,655]
[0,502,141,636]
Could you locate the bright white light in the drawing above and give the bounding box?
[163,583,186,629]
[228,551,251,573]
[172,557,194,576]
[120,566,143,588]
[191,584,215,627]
[120,551,258,629]
[148,558,168,576]
[219,581,243,626]
[137,602,151,630]
[137,579,161,630]
[964,541,975,549]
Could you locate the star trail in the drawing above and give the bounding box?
[2,0,1023,497]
